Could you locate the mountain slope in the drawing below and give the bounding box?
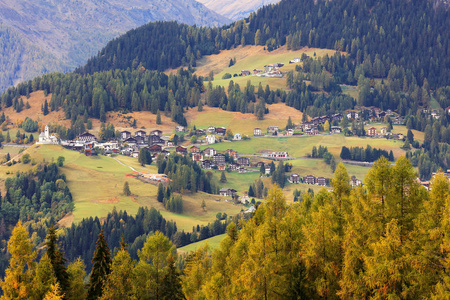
[197,0,281,20]
[77,0,449,88]
[0,0,230,90]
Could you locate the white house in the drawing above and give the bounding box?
[206,135,216,144]
[233,133,242,140]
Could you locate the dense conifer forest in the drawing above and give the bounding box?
[78,0,449,88]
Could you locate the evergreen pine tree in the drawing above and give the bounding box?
[160,255,184,300]
[87,230,111,300]
[220,171,227,183]
[156,110,162,125]
[286,116,294,130]
[197,99,203,112]
[45,225,69,295]
[157,183,165,203]
[248,185,255,197]
[43,99,49,115]
[123,181,131,196]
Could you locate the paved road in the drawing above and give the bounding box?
[2,144,32,148]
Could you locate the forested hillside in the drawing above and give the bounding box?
[0,0,229,91]
[78,0,449,88]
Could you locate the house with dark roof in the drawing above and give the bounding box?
[176,146,187,155]
[200,160,212,169]
[288,173,300,184]
[135,130,146,137]
[121,131,131,140]
[254,128,263,136]
[316,177,327,186]
[77,132,97,142]
[148,144,162,154]
[204,147,217,157]
[150,130,163,137]
[189,146,200,153]
[219,188,237,197]
[123,137,137,146]
[303,175,316,185]
[213,153,226,165]
[149,135,164,145]
[237,157,250,167]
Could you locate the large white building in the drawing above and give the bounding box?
[37,125,59,145]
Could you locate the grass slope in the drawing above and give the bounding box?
[0,145,242,231]
[177,233,226,254]
[185,103,303,136]
[193,45,340,91]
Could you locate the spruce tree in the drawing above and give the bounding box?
[157,183,165,203]
[87,230,111,300]
[123,181,131,196]
[156,110,162,125]
[160,255,184,300]
[45,225,69,294]
[220,171,227,183]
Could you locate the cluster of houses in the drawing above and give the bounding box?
[241,62,285,79]
[288,174,328,186]
[190,146,253,172]
[365,127,405,140]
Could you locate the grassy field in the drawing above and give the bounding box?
[185,104,303,136]
[0,145,242,231]
[177,234,226,254]
[192,45,339,91]
[198,134,405,159]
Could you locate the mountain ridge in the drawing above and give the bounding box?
[0,0,230,90]
[197,0,281,20]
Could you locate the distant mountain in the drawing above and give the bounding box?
[0,0,230,90]
[197,0,281,20]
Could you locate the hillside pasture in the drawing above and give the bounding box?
[185,103,303,136]
[193,45,340,91]
[177,233,226,254]
[0,144,242,231]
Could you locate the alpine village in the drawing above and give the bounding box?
[0,0,448,299]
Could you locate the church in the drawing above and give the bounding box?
[37,125,59,144]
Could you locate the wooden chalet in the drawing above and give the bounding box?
[288,173,300,184]
[150,129,163,137]
[176,146,187,154]
[189,146,200,153]
[219,188,237,197]
[237,157,250,166]
[77,132,97,142]
[148,144,162,154]
[204,147,217,157]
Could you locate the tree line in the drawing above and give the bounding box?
[340,145,394,162]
